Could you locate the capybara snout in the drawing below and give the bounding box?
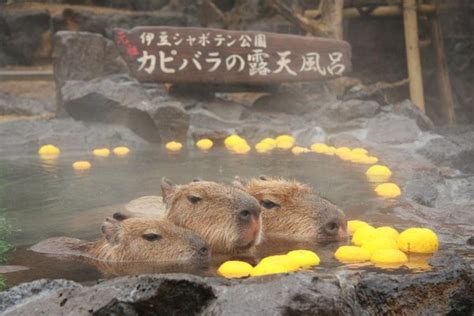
[162,179,263,254]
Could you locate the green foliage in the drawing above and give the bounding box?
[0,207,12,266]
[0,275,6,292]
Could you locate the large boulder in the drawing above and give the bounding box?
[53,31,128,115]
[417,126,474,173]
[317,99,380,122]
[1,253,472,315]
[0,118,148,154]
[0,10,51,65]
[392,99,434,131]
[148,100,190,142]
[366,113,422,144]
[61,75,189,143]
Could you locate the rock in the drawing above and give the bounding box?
[0,118,148,154]
[62,75,162,143]
[0,279,82,314]
[327,133,364,148]
[149,100,190,142]
[393,99,434,131]
[355,252,473,315]
[404,179,439,207]
[208,272,355,315]
[189,108,241,131]
[58,9,188,38]
[252,90,308,115]
[0,92,54,116]
[436,176,474,208]
[1,253,473,315]
[53,31,128,115]
[293,125,326,146]
[0,10,51,65]
[417,127,474,173]
[318,99,380,122]
[366,114,422,144]
[202,100,248,121]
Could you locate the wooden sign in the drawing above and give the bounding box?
[115,27,352,84]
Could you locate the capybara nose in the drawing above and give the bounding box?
[324,220,340,236]
[324,218,348,239]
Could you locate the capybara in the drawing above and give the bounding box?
[31,212,210,263]
[242,176,347,242]
[161,178,262,254]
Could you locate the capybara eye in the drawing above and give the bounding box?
[260,199,279,209]
[324,222,339,235]
[142,233,162,241]
[239,210,251,221]
[187,195,202,204]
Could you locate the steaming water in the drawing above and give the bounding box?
[0,148,436,287]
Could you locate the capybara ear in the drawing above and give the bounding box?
[161,177,175,203]
[101,217,121,244]
[258,175,269,181]
[113,212,128,221]
[232,176,246,190]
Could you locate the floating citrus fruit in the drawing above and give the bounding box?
[113,146,130,156]
[72,161,91,171]
[250,262,289,277]
[361,238,398,255]
[217,260,253,278]
[347,220,371,235]
[260,138,277,147]
[374,226,399,241]
[291,146,309,155]
[374,183,401,198]
[352,225,377,246]
[93,148,110,157]
[287,250,320,268]
[335,246,371,263]
[310,143,328,154]
[196,138,213,151]
[258,255,300,272]
[352,148,368,155]
[371,249,408,266]
[255,142,273,153]
[366,165,393,178]
[38,144,61,156]
[233,143,251,154]
[397,228,439,254]
[165,141,183,152]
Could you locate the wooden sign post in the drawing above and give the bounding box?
[115,26,351,85]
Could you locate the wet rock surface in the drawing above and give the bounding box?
[62,74,190,143]
[0,10,51,66]
[0,253,472,315]
[0,92,54,116]
[56,9,189,38]
[53,31,128,115]
[0,118,148,154]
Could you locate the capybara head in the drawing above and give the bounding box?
[89,212,210,262]
[243,177,347,242]
[161,178,262,254]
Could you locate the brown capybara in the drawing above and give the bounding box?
[160,178,262,254]
[31,212,210,263]
[241,176,347,242]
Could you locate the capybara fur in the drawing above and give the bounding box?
[31,213,210,263]
[242,177,347,242]
[161,178,262,254]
